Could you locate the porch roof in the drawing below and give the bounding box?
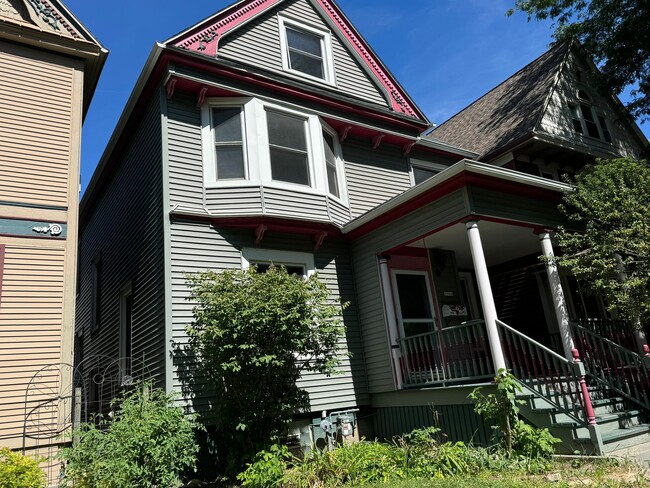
[342,159,571,239]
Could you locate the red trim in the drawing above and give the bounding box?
[0,244,5,306]
[166,51,428,133]
[390,247,429,258]
[172,212,343,238]
[346,171,564,239]
[171,0,424,121]
[174,0,284,57]
[314,0,421,119]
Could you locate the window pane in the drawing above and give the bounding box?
[267,111,307,151]
[395,274,432,320]
[286,27,321,56]
[289,51,324,79]
[270,147,310,185]
[413,166,438,184]
[253,262,306,276]
[323,132,339,197]
[327,163,339,197]
[598,116,612,142]
[216,147,245,179]
[213,107,242,143]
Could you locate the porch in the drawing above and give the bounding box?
[344,160,650,454]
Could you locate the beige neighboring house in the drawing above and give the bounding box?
[0,0,106,459]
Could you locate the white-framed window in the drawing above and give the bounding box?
[241,248,316,277]
[278,16,335,85]
[568,90,612,143]
[409,161,448,186]
[201,97,347,202]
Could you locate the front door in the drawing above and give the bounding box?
[391,270,436,337]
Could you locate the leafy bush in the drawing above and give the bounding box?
[512,421,561,459]
[61,385,200,488]
[187,266,346,473]
[237,445,294,488]
[468,369,524,453]
[0,447,45,488]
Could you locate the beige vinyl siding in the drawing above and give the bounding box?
[350,190,468,393]
[0,43,76,207]
[0,244,65,447]
[343,137,412,218]
[76,95,165,387]
[218,0,387,107]
[170,222,369,416]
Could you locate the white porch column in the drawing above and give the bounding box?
[539,231,574,361]
[465,221,506,372]
[378,255,403,389]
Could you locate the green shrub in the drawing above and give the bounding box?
[61,384,201,488]
[187,266,346,474]
[512,421,561,459]
[0,448,45,488]
[468,369,525,454]
[237,445,293,488]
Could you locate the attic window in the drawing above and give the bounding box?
[279,16,334,84]
[568,90,612,143]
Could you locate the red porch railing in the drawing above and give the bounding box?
[570,321,650,412]
[397,321,494,387]
[574,318,638,352]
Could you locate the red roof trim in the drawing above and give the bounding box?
[172,212,343,238]
[314,0,420,119]
[174,0,284,57]
[170,0,424,122]
[166,51,428,133]
[346,171,563,240]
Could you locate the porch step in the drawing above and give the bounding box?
[601,424,650,453]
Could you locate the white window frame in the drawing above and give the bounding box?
[321,123,348,204]
[408,160,448,186]
[390,269,437,338]
[241,248,316,277]
[278,15,336,86]
[201,97,346,202]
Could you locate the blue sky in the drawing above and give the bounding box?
[65,0,649,194]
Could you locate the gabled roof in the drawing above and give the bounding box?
[165,0,428,123]
[0,0,108,115]
[429,43,570,159]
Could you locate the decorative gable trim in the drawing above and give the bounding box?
[173,0,284,57]
[169,0,424,121]
[313,0,417,118]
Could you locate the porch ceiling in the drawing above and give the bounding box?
[407,220,541,269]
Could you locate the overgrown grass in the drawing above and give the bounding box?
[237,428,648,488]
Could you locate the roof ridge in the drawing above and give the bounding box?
[431,42,568,134]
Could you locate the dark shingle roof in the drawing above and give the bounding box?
[429,43,570,159]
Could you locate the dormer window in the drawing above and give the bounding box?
[568,90,612,143]
[279,16,335,84]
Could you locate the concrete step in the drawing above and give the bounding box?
[596,410,645,434]
[601,424,650,453]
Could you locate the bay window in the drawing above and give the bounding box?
[201,97,347,202]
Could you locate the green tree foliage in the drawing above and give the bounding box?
[0,447,45,488]
[509,0,650,121]
[186,265,346,473]
[555,158,650,328]
[61,385,200,488]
